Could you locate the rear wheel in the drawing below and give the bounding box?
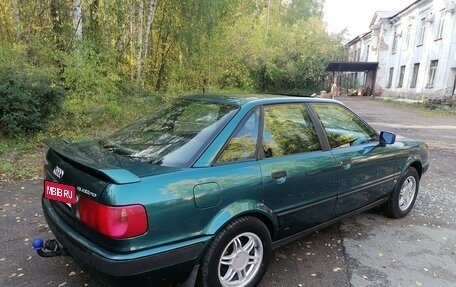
[385,167,419,218]
[199,216,271,287]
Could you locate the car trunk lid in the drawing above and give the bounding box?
[45,138,179,184]
[43,138,178,247]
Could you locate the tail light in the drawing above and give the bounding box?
[78,196,148,239]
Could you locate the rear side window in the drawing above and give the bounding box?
[312,103,377,149]
[262,104,321,157]
[217,109,260,163]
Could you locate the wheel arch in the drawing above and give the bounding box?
[409,161,423,178]
[404,154,423,178]
[204,200,279,240]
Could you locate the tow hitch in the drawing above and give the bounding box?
[32,238,65,257]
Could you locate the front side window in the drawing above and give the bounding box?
[262,104,321,157]
[312,104,377,149]
[102,99,238,166]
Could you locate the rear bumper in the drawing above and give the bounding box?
[42,197,207,284]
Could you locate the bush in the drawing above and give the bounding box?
[0,67,66,136]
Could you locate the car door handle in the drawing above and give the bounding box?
[271,171,287,184]
[340,159,352,170]
[271,170,287,179]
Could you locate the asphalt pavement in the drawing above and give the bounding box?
[1,96,455,287]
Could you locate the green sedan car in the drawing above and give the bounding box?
[40,94,429,287]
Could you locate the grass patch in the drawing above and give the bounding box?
[380,98,456,117]
[0,137,40,155]
[0,162,13,172]
[0,148,45,181]
[41,94,162,141]
[0,94,163,181]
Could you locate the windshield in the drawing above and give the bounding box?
[101,99,239,167]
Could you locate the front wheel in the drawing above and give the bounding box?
[385,167,419,218]
[198,216,271,287]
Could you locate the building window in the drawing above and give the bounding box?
[410,63,420,88]
[392,28,399,54]
[387,68,394,88]
[405,25,412,48]
[397,66,406,88]
[436,10,445,39]
[426,60,438,88]
[417,18,426,46]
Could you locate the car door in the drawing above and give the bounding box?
[311,103,398,217]
[258,104,339,239]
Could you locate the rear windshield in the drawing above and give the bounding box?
[100,99,239,167]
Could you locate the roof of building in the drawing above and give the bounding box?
[348,1,425,46]
[345,31,372,46]
[369,11,400,28]
[388,0,423,21]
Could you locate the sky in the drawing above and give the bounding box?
[323,0,416,39]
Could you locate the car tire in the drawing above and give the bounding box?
[385,167,419,218]
[198,216,271,287]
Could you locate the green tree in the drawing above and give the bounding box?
[0,0,347,137]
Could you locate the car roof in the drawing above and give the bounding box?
[183,93,339,107]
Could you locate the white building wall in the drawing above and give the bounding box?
[347,0,456,100]
[346,33,373,88]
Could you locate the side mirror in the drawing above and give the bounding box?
[379,131,396,146]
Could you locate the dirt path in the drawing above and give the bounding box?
[342,97,456,150]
